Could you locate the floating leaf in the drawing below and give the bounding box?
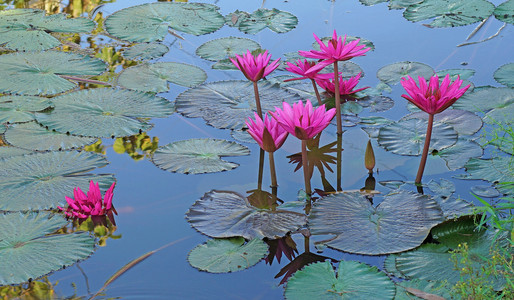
[285,261,396,300]
[358,96,394,112]
[211,58,239,70]
[117,62,207,93]
[359,0,388,5]
[196,37,260,61]
[0,9,94,51]
[378,119,458,156]
[494,0,514,25]
[152,139,249,174]
[0,151,114,211]
[453,87,514,112]
[402,109,482,136]
[4,122,97,151]
[230,130,256,144]
[389,0,424,9]
[186,190,307,239]
[188,238,268,273]
[427,179,455,198]
[435,196,473,219]
[0,212,95,285]
[122,43,169,60]
[104,2,225,42]
[436,68,476,80]
[0,147,31,159]
[377,61,434,85]
[460,157,514,184]
[403,0,495,27]
[225,10,250,27]
[0,95,52,124]
[309,191,443,255]
[320,61,365,79]
[36,88,173,138]
[471,185,500,198]
[341,102,363,115]
[384,254,405,278]
[484,103,513,125]
[395,280,452,300]
[437,139,483,171]
[175,80,299,130]
[238,8,298,34]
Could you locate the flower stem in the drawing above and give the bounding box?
[253,81,263,118]
[336,132,342,191]
[415,114,434,184]
[310,79,322,106]
[268,151,278,188]
[333,62,342,134]
[301,140,312,195]
[257,148,265,190]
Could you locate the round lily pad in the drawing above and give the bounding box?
[0,51,106,96]
[0,9,95,51]
[461,157,514,184]
[152,139,249,174]
[320,61,365,79]
[188,237,268,273]
[471,185,500,198]
[376,61,434,85]
[0,147,31,159]
[453,87,514,113]
[0,212,95,285]
[117,62,207,93]
[484,103,513,125]
[427,179,455,198]
[358,96,394,113]
[104,2,225,42]
[238,8,298,34]
[435,196,473,219]
[308,191,443,255]
[403,0,495,28]
[122,43,169,60]
[186,190,307,239]
[285,260,396,300]
[402,109,482,136]
[437,139,483,171]
[395,280,452,300]
[36,88,173,138]
[0,95,52,124]
[378,119,458,156]
[4,122,97,151]
[0,151,115,211]
[389,0,424,10]
[436,68,476,80]
[196,37,260,61]
[494,0,514,25]
[175,80,299,130]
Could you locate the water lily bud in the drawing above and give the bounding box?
[365,140,375,173]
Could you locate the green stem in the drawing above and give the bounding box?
[302,140,312,195]
[268,151,278,188]
[253,81,263,118]
[333,62,342,134]
[415,114,434,184]
[336,132,342,191]
[257,148,264,190]
[310,79,322,106]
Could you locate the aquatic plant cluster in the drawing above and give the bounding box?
[0,0,513,299]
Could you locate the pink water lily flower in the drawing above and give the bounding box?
[246,113,289,152]
[230,50,281,82]
[284,59,335,82]
[299,30,371,74]
[316,73,369,96]
[401,74,470,115]
[271,100,336,140]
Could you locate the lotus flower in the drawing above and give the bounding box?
[230,50,280,82]
[246,113,288,153]
[316,73,369,96]
[400,74,470,115]
[271,100,336,141]
[59,180,117,224]
[284,59,334,82]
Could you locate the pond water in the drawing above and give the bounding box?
[0,0,513,299]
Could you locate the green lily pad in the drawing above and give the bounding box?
[271,75,316,100]
[341,102,364,115]
[460,157,514,184]
[389,0,424,9]
[0,147,31,159]
[358,96,394,113]
[436,68,476,80]
[402,109,483,136]
[378,119,458,156]
[117,62,207,93]
[0,51,106,96]
[0,151,114,211]
[225,10,251,28]
[484,103,513,125]
[104,2,225,42]
[427,179,455,198]
[376,61,434,85]
[211,58,239,70]
[196,37,261,61]
[403,0,495,28]
[437,139,483,171]
[494,0,514,25]
[122,43,169,60]
[435,196,474,219]
[0,95,52,124]
[188,238,268,273]
[0,9,95,51]
[384,254,405,278]
[285,260,396,300]
[238,8,298,34]
[471,185,500,198]
[36,88,173,138]
[395,280,452,300]
[453,87,514,112]
[0,212,95,285]
[359,0,388,5]
[152,139,249,174]
[309,191,443,255]
[175,80,299,130]
[4,122,97,151]
[319,61,365,79]
[186,190,307,239]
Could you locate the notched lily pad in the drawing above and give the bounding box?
[238,8,298,34]
[402,109,482,136]
[437,68,475,80]
[453,87,514,113]
[494,0,514,25]
[196,37,261,61]
[0,95,52,124]
[494,63,514,88]
[122,43,169,60]
[437,139,483,171]
[460,157,514,185]
[377,61,434,85]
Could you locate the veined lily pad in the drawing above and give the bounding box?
[0,212,95,285]
[376,61,434,85]
[0,147,31,159]
[427,179,455,198]
[437,68,475,80]
[230,130,256,144]
[122,43,169,60]
[435,196,473,219]
[104,2,225,42]
[0,95,52,124]
[495,0,514,24]
[402,109,482,136]
[238,8,298,34]
[285,261,396,300]
[358,96,394,112]
[437,139,483,171]
[188,238,268,273]
[389,0,424,9]
[0,9,95,51]
[175,80,299,130]
[403,0,495,27]
[460,157,514,184]
[0,151,114,211]
[484,103,513,125]
[186,190,307,239]
[308,191,443,255]
[117,62,207,93]
[453,87,514,112]
[359,0,388,5]
[0,51,106,96]
[319,61,365,80]
[152,139,249,174]
[36,88,173,138]
[196,37,260,61]
[471,185,500,198]
[4,122,97,151]
[395,280,452,300]
[378,119,458,156]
